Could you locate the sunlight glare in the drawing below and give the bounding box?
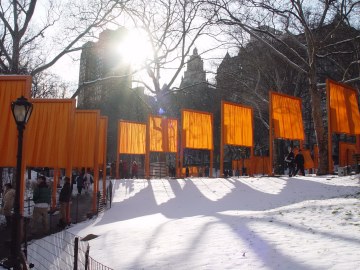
[116,29,153,69]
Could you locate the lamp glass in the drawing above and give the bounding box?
[13,104,27,123]
[11,96,33,125]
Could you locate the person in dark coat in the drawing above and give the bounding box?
[76,169,85,195]
[31,176,51,234]
[285,146,295,177]
[185,166,190,178]
[58,177,72,228]
[294,149,305,176]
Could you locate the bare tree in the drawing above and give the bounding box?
[208,0,360,174]
[122,0,218,96]
[0,0,129,77]
[32,71,71,98]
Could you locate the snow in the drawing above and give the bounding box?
[18,175,360,270]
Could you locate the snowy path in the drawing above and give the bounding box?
[68,175,360,269]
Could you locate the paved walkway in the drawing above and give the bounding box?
[0,191,94,261]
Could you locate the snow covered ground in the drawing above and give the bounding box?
[64,175,360,270]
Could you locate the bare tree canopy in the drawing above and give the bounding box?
[0,0,129,76]
[121,0,219,96]
[207,0,360,174]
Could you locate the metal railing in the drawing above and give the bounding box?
[26,224,113,270]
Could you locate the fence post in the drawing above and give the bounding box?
[74,237,79,270]
[109,181,112,208]
[76,195,79,224]
[84,243,90,270]
[96,191,101,214]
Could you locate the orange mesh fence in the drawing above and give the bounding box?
[232,157,270,175]
[0,76,31,166]
[72,110,100,168]
[223,102,253,147]
[118,121,146,154]
[182,110,213,150]
[302,150,314,169]
[181,166,198,177]
[149,116,178,153]
[328,80,360,135]
[271,92,304,140]
[25,99,75,169]
[339,142,356,167]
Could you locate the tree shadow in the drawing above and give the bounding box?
[86,177,359,269]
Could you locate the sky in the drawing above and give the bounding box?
[19,174,360,270]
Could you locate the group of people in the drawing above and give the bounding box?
[75,168,94,195]
[30,175,73,232]
[116,160,139,179]
[0,171,83,235]
[285,146,305,177]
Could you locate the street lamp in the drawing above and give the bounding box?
[10,96,33,269]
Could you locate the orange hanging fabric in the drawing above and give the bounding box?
[72,110,100,168]
[149,116,178,153]
[0,76,31,166]
[271,92,304,140]
[25,99,75,168]
[223,102,253,147]
[118,121,146,154]
[328,80,360,135]
[182,110,213,150]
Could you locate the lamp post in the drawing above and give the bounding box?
[10,96,33,269]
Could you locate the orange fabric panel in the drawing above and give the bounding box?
[25,99,75,168]
[0,76,31,166]
[302,150,314,169]
[72,110,100,168]
[182,110,213,150]
[149,116,178,153]
[271,92,304,140]
[119,121,146,154]
[328,80,360,134]
[339,142,356,166]
[98,116,108,166]
[223,102,253,147]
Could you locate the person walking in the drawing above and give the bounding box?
[58,177,72,228]
[131,161,138,179]
[1,183,15,228]
[31,176,51,235]
[294,148,305,176]
[84,169,93,194]
[76,169,85,195]
[285,146,295,177]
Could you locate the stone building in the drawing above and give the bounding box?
[77,28,149,161]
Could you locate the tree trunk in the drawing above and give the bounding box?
[309,69,329,174]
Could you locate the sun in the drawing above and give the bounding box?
[116,29,153,69]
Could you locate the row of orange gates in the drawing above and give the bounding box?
[1,76,360,213]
